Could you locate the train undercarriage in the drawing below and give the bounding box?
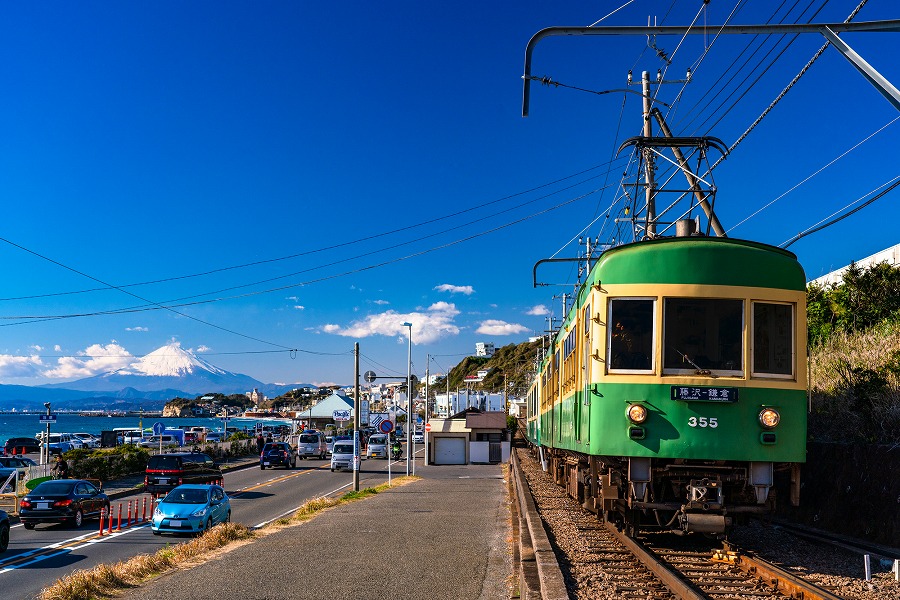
[536,446,801,537]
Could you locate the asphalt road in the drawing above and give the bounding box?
[0,454,416,600]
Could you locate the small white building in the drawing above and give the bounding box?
[426,410,510,465]
[475,342,495,357]
[433,391,505,418]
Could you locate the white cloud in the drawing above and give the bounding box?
[196,345,211,353]
[433,284,474,295]
[29,345,43,352]
[373,299,389,305]
[54,345,62,352]
[294,305,305,310]
[286,296,299,301]
[125,326,149,332]
[476,320,528,335]
[526,304,550,316]
[0,354,44,378]
[42,343,134,379]
[321,303,461,344]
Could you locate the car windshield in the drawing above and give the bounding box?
[32,482,76,495]
[164,489,209,504]
[333,444,353,454]
[264,444,286,452]
[369,436,386,445]
[148,456,181,469]
[299,435,319,443]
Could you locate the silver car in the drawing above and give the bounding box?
[367,434,388,459]
[295,432,327,459]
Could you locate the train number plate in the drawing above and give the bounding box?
[671,386,738,402]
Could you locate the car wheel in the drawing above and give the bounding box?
[152,530,161,536]
[23,523,35,530]
[225,511,231,523]
[260,465,265,470]
[330,468,334,472]
[72,509,84,528]
[205,518,212,532]
[0,522,9,553]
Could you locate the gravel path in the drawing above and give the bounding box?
[516,447,900,600]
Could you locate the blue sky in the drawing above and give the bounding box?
[0,1,897,387]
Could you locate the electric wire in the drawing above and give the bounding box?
[0,186,604,325]
[710,0,869,169]
[0,235,297,351]
[729,115,899,232]
[782,176,900,248]
[0,160,621,303]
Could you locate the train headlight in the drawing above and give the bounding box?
[758,408,780,429]
[627,404,648,424]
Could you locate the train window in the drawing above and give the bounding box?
[752,302,794,377]
[663,298,743,375]
[608,298,654,372]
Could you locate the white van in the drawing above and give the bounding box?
[330,440,356,472]
[139,435,179,448]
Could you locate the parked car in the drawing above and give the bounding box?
[330,440,356,472]
[0,509,8,553]
[123,431,144,445]
[19,479,110,529]
[367,434,389,459]
[38,433,81,455]
[0,456,36,480]
[0,468,18,493]
[3,437,41,455]
[204,432,224,443]
[71,433,101,449]
[139,435,180,449]
[295,432,327,459]
[151,484,230,535]
[144,452,223,495]
[260,442,296,469]
[412,431,424,444]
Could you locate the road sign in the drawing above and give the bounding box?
[364,370,376,383]
[38,415,57,423]
[360,400,370,426]
[333,410,351,421]
[424,423,432,432]
[379,420,394,434]
[152,421,165,435]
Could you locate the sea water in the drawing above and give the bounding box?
[0,413,290,446]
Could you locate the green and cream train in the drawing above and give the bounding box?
[524,234,807,535]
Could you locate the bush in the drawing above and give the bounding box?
[67,446,151,481]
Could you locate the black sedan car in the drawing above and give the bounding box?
[260,442,296,469]
[3,437,41,456]
[20,479,110,529]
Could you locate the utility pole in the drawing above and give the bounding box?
[642,70,657,237]
[353,342,360,491]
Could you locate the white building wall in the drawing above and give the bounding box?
[810,242,900,286]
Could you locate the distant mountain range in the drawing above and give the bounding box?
[0,343,316,411]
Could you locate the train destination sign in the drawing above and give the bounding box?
[671,386,738,403]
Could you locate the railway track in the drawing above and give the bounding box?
[512,445,873,599]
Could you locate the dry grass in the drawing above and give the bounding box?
[39,476,419,600]
[809,322,900,443]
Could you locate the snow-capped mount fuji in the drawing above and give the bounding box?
[43,343,268,395]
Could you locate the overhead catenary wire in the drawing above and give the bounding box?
[0,186,606,325]
[729,115,900,232]
[0,159,622,303]
[781,176,900,248]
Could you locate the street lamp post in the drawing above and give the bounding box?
[402,322,412,476]
[43,402,52,466]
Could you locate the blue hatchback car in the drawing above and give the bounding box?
[151,484,231,535]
